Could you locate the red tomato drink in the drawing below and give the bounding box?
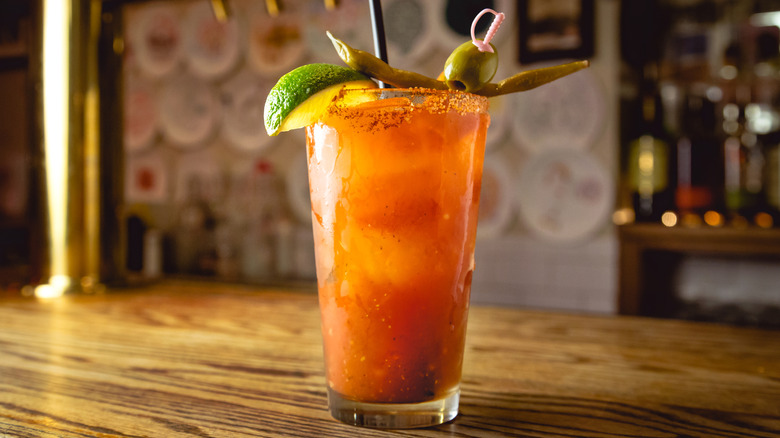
[305,88,489,428]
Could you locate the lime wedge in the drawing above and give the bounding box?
[264,63,377,136]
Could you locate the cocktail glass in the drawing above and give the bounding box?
[305,87,490,428]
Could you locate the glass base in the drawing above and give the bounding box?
[327,387,459,429]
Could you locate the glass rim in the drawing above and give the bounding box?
[334,86,490,114]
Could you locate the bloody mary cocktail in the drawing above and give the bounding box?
[306,88,489,428]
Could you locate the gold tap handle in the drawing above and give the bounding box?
[209,0,230,22]
[324,0,338,11]
[266,0,280,16]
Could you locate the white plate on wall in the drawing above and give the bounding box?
[124,75,158,154]
[515,149,613,243]
[477,153,514,239]
[247,4,307,77]
[220,70,273,153]
[303,0,372,64]
[129,3,183,79]
[158,74,219,148]
[511,64,605,154]
[182,0,242,80]
[382,0,437,72]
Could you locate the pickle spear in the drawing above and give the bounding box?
[478,60,590,97]
[327,32,589,97]
[327,31,447,90]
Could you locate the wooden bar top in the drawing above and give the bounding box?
[1,281,778,437]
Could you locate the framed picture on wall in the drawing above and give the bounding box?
[518,0,594,64]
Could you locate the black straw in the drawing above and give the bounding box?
[368,0,389,88]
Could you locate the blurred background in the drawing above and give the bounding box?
[1,0,779,328]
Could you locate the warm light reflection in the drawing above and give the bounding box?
[755,212,774,229]
[113,34,124,55]
[84,0,102,284]
[41,296,70,419]
[612,208,635,225]
[35,275,71,299]
[209,0,230,22]
[42,0,70,279]
[703,210,724,227]
[638,147,654,174]
[720,65,738,81]
[324,0,338,11]
[661,211,678,227]
[265,0,280,17]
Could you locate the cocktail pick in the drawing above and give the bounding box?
[471,8,504,53]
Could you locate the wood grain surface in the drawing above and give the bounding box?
[0,280,778,437]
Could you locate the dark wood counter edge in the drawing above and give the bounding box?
[618,223,780,254]
[617,223,780,315]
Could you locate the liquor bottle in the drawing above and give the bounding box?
[722,100,756,222]
[628,83,675,223]
[749,30,780,227]
[717,35,758,225]
[241,160,279,281]
[721,28,779,226]
[767,139,780,221]
[213,174,241,279]
[174,175,217,274]
[675,86,724,220]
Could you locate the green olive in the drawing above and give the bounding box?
[443,41,498,93]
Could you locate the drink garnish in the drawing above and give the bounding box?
[441,9,502,92]
[263,8,590,136]
[263,63,376,136]
[328,32,589,96]
[470,8,504,53]
[326,31,447,90]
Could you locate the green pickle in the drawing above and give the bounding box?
[327,32,589,97]
[443,41,498,93]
